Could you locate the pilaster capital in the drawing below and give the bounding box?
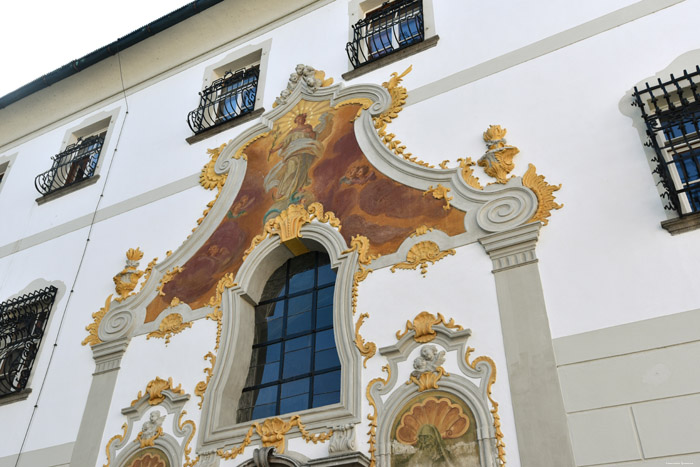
[92,336,130,375]
[479,222,542,272]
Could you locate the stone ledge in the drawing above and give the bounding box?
[0,388,32,406]
[341,35,440,81]
[36,175,101,205]
[186,107,265,145]
[661,212,700,235]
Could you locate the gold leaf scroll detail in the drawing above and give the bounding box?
[146,313,193,345]
[113,248,145,302]
[82,294,112,346]
[522,163,563,226]
[195,273,236,408]
[366,364,391,467]
[457,157,484,190]
[103,423,127,467]
[333,97,373,122]
[135,426,163,448]
[373,66,434,169]
[243,202,341,261]
[179,411,199,467]
[406,367,449,392]
[157,266,184,296]
[390,241,456,277]
[137,256,158,294]
[130,376,185,407]
[465,348,507,465]
[410,225,434,237]
[200,143,228,190]
[423,184,453,211]
[478,125,520,184]
[217,415,332,459]
[342,235,380,367]
[395,311,463,343]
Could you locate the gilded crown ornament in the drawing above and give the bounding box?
[478,125,520,184]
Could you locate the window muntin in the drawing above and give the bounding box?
[633,66,700,214]
[346,0,424,69]
[237,252,341,423]
[34,133,105,196]
[0,286,58,396]
[187,65,260,135]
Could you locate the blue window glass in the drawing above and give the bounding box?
[237,251,340,423]
[218,72,257,123]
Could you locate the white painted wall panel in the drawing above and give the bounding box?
[568,406,641,466]
[632,393,700,458]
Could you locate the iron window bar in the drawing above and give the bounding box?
[187,65,259,135]
[632,66,700,215]
[0,286,58,397]
[346,0,424,69]
[34,134,104,196]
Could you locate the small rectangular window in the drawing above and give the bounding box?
[0,286,58,397]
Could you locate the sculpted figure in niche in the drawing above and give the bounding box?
[391,393,480,467]
[411,345,445,379]
[141,410,165,441]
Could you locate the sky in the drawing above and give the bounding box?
[0,0,193,97]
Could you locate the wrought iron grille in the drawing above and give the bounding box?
[633,66,700,215]
[0,286,58,396]
[346,0,424,69]
[34,134,104,196]
[187,65,259,134]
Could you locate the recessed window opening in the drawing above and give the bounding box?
[237,251,340,423]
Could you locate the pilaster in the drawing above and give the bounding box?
[479,223,575,466]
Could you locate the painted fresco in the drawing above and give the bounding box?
[390,391,480,467]
[146,100,466,321]
[124,448,170,467]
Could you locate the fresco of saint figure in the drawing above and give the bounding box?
[391,393,480,467]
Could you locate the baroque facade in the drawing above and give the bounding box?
[1,1,700,466]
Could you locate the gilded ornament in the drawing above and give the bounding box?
[439,160,450,169]
[465,347,506,465]
[217,415,332,460]
[522,163,563,226]
[396,397,469,444]
[366,365,391,467]
[138,256,158,294]
[406,345,449,392]
[157,266,184,296]
[82,294,112,346]
[113,248,145,302]
[410,225,434,237]
[146,313,193,345]
[354,313,377,368]
[478,125,520,184]
[200,143,228,190]
[456,157,484,190]
[179,410,199,467]
[333,97,373,121]
[234,132,269,161]
[131,377,185,407]
[243,202,341,260]
[390,241,456,277]
[396,311,463,343]
[374,66,434,169]
[103,423,127,467]
[422,184,453,211]
[195,352,216,409]
[135,425,163,448]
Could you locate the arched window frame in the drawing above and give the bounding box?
[197,221,362,452]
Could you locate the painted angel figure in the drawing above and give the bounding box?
[263,111,334,219]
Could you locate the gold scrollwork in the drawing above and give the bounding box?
[395,311,463,343]
[130,376,185,407]
[366,364,391,467]
[374,66,434,169]
[138,256,158,294]
[354,313,377,368]
[457,157,484,190]
[410,225,434,237]
[82,294,112,346]
[217,415,332,460]
[146,313,193,345]
[465,348,506,465]
[243,202,341,261]
[200,144,228,191]
[103,422,127,467]
[522,163,563,226]
[333,97,373,122]
[478,125,519,184]
[157,266,184,296]
[423,184,453,211]
[135,426,163,448]
[113,248,145,302]
[179,410,199,467]
[390,241,456,277]
[406,366,449,392]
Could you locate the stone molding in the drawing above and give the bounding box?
[661,211,700,235]
[479,222,541,272]
[92,337,129,375]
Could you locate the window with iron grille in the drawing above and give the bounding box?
[34,133,105,196]
[633,66,700,215]
[0,286,58,397]
[236,251,340,423]
[187,65,260,135]
[346,0,424,69]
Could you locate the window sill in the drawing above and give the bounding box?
[661,212,700,235]
[186,107,265,145]
[342,35,440,82]
[36,175,101,205]
[0,388,32,406]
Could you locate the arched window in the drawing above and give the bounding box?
[236,251,341,423]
